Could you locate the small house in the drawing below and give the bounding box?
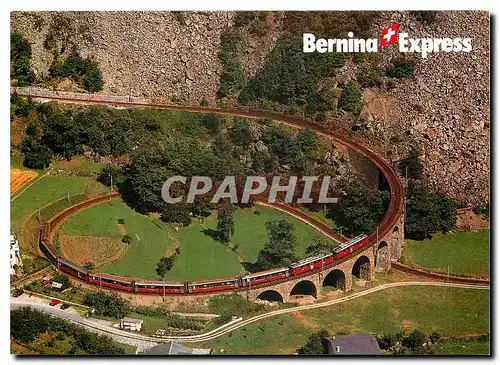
[120,317,144,332]
[327,333,381,355]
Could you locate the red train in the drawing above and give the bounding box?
[40,234,369,295]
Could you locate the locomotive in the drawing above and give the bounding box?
[40,233,368,295]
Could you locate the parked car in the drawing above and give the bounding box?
[11,289,23,298]
[49,299,61,306]
[60,303,70,310]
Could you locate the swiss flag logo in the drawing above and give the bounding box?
[380,24,400,47]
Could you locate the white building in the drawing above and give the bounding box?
[120,317,144,332]
[10,232,23,276]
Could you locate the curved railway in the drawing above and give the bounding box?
[22,90,406,295]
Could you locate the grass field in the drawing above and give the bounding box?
[403,230,490,277]
[198,286,490,355]
[11,176,97,233]
[161,205,328,281]
[53,156,106,174]
[435,338,490,355]
[61,201,326,281]
[62,200,175,280]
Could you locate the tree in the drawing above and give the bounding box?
[436,193,457,233]
[202,113,222,134]
[297,329,330,355]
[305,235,339,256]
[161,204,192,227]
[334,180,390,235]
[11,307,50,343]
[83,292,129,319]
[339,82,363,114]
[41,110,83,160]
[238,37,346,116]
[50,52,103,92]
[256,220,297,270]
[11,33,35,86]
[217,30,245,98]
[216,203,236,243]
[405,181,440,240]
[22,143,52,169]
[295,129,318,157]
[229,118,253,148]
[386,57,416,78]
[53,273,70,289]
[399,147,423,180]
[121,234,132,244]
[405,180,456,240]
[377,333,398,350]
[156,251,178,278]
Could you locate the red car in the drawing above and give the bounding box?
[49,299,61,306]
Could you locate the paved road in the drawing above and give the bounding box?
[11,281,489,346]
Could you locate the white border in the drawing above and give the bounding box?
[3,2,496,365]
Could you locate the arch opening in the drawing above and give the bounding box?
[352,255,371,281]
[256,290,284,303]
[375,241,389,271]
[391,226,401,261]
[322,269,346,291]
[290,280,317,299]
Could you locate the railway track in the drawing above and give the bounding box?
[18,88,405,294]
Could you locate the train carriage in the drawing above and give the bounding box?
[135,281,186,294]
[289,252,334,275]
[333,234,368,260]
[39,241,58,262]
[187,278,239,294]
[241,267,290,287]
[57,258,89,281]
[88,273,134,292]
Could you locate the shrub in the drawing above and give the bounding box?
[411,11,437,25]
[338,82,363,114]
[357,68,384,88]
[402,329,427,350]
[386,58,416,78]
[121,234,132,244]
[202,113,221,133]
[399,147,423,180]
[22,144,52,169]
[297,329,330,355]
[83,262,95,270]
[217,30,245,98]
[386,79,396,90]
[53,273,70,289]
[50,52,103,92]
[429,331,441,344]
[11,33,35,86]
[84,292,130,319]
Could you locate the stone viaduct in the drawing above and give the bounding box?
[244,215,404,303]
